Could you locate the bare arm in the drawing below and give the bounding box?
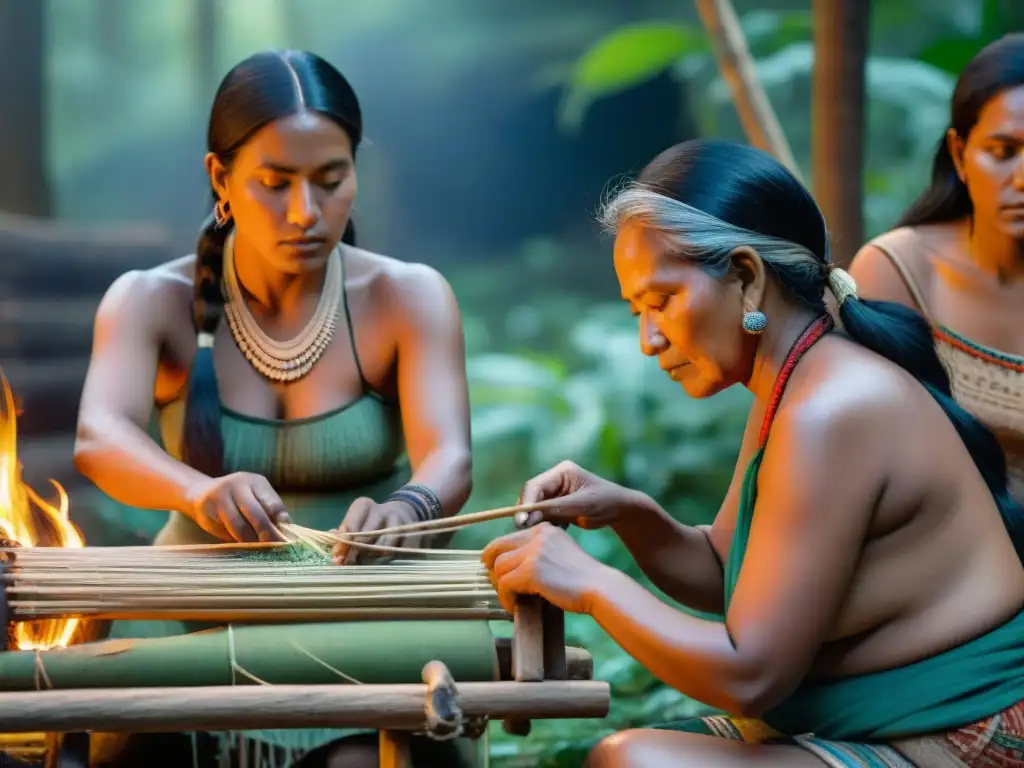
[612,401,762,614]
[390,265,473,517]
[613,501,725,615]
[586,402,880,715]
[74,270,209,513]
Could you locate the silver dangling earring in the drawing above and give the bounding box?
[213,200,230,229]
[742,310,767,335]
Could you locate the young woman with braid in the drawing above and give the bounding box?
[74,50,475,767]
[849,34,1024,506]
[482,140,1024,766]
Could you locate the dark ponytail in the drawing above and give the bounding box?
[181,49,363,477]
[617,137,1024,561]
[896,33,1024,228]
[835,295,1024,557]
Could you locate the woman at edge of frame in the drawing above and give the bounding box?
[849,32,1024,507]
[73,49,477,768]
[482,138,1024,766]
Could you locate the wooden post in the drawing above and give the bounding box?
[811,0,870,266]
[542,602,567,680]
[511,596,544,682]
[379,730,411,768]
[504,595,545,736]
[494,638,592,681]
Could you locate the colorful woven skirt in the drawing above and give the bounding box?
[654,716,913,767]
[653,701,1024,767]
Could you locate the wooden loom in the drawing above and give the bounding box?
[0,503,610,768]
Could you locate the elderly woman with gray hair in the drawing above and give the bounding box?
[481,139,1024,766]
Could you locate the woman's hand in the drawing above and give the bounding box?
[332,497,421,565]
[515,460,646,530]
[184,472,290,543]
[481,523,608,615]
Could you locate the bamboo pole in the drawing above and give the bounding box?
[694,0,802,180]
[317,498,564,540]
[0,681,611,733]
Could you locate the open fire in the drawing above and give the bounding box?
[0,370,85,650]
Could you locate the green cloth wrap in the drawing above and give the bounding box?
[723,446,1024,741]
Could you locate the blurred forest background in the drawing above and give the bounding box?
[0,0,1021,765]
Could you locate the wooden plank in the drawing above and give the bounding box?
[0,298,99,360]
[0,681,612,733]
[0,213,171,299]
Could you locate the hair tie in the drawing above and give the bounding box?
[197,331,216,349]
[827,266,858,306]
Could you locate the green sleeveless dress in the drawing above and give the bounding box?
[656,316,1024,765]
[102,281,485,766]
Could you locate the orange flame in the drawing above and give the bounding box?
[0,371,84,650]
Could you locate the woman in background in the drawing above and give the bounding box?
[849,33,1024,503]
[74,49,474,767]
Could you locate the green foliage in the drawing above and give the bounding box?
[544,5,1017,238]
[551,10,819,137]
[556,21,707,132]
[917,0,1021,76]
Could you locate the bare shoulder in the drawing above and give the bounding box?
[343,247,461,320]
[95,255,196,332]
[856,223,959,272]
[773,339,918,469]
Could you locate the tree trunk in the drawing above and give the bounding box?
[811,0,870,267]
[0,0,50,216]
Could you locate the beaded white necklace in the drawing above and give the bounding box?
[221,232,341,382]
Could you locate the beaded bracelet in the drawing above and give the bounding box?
[385,484,443,521]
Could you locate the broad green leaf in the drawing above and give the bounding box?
[557,21,706,132]
[571,22,704,93]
